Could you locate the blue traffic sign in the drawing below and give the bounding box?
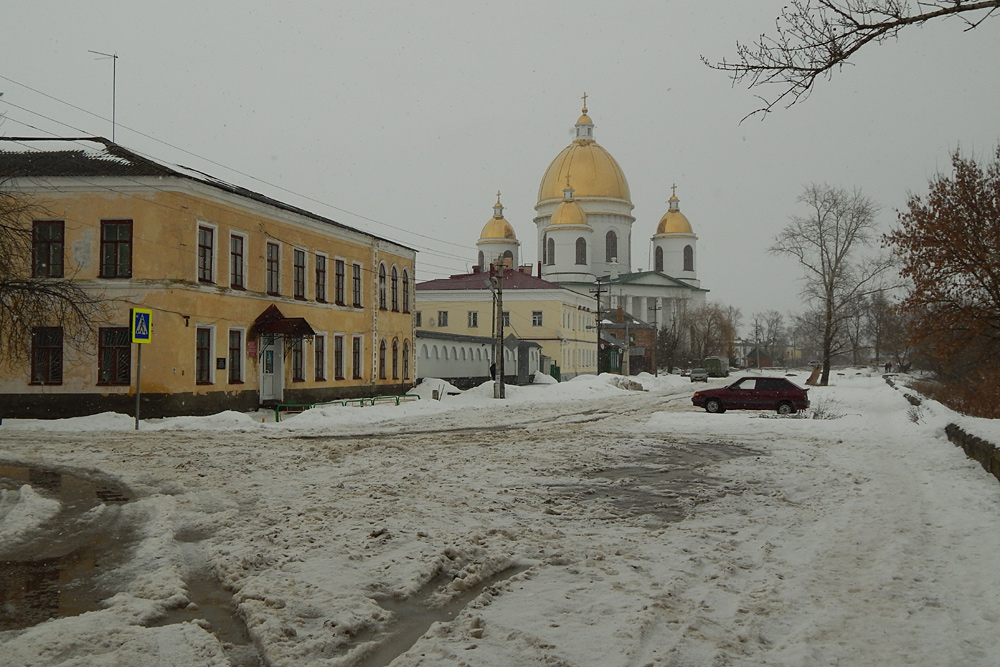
[131,308,152,344]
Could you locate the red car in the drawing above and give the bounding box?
[692,376,810,414]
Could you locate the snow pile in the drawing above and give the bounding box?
[0,484,60,548]
[3,371,1000,665]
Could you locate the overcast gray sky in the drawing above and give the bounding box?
[3,1,999,334]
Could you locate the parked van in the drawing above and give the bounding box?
[703,357,730,378]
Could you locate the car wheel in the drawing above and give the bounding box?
[777,401,795,415]
[705,398,723,413]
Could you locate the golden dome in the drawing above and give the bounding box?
[656,193,694,235]
[480,215,517,240]
[549,197,588,228]
[480,194,517,240]
[537,105,631,205]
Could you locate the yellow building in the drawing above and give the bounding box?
[0,137,415,418]
[417,199,597,380]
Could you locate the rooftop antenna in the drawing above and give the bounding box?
[88,50,118,142]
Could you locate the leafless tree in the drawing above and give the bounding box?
[0,182,110,371]
[688,304,738,362]
[751,309,787,366]
[770,184,895,384]
[704,1,1000,120]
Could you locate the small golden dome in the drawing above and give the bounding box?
[549,198,588,228]
[480,215,517,240]
[656,193,694,235]
[577,112,593,125]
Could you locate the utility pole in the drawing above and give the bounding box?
[649,300,661,376]
[590,279,608,374]
[490,258,505,398]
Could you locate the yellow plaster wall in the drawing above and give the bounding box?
[4,185,415,399]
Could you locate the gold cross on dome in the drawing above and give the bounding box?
[671,183,677,197]
[581,91,588,112]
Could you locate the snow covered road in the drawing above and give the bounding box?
[3,371,1000,666]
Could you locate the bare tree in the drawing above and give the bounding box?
[704,1,1000,120]
[750,309,787,366]
[770,184,895,384]
[0,182,109,371]
[688,304,737,362]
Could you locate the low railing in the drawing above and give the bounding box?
[273,394,420,421]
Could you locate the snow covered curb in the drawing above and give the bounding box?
[945,424,1000,484]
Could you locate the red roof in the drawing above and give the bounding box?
[416,268,565,291]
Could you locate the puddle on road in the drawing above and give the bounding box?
[565,441,755,527]
[357,565,529,667]
[0,462,262,665]
[0,464,134,630]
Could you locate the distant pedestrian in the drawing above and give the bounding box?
[490,362,496,379]
[885,361,891,373]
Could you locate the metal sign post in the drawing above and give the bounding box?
[130,308,152,430]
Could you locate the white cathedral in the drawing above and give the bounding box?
[475,99,707,331]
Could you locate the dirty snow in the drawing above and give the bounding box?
[2,370,1000,666]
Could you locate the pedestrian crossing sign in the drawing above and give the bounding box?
[131,308,152,344]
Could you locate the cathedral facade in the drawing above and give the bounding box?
[478,99,708,335]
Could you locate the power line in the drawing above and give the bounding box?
[0,74,475,254]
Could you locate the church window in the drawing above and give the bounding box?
[684,245,694,272]
[478,250,485,270]
[605,231,617,263]
[546,237,555,265]
[391,265,399,311]
[655,246,664,272]
[378,264,387,310]
[575,238,587,265]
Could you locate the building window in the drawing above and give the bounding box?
[437,311,448,327]
[334,259,345,305]
[198,225,214,283]
[546,237,555,265]
[228,329,243,383]
[392,339,399,380]
[315,334,326,381]
[684,245,694,272]
[532,311,543,327]
[98,327,130,385]
[502,311,510,327]
[334,335,345,380]
[195,327,212,384]
[293,248,306,300]
[606,230,617,263]
[100,220,132,278]
[575,237,587,265]
[402,269,410,313]
[402,340,410,380]
[378,264,387,310]
[266,242,280,295]
[655,246,664,272]
[315,254,327,303]
[230,234,246,289]
[391,266,399,311]
[30,327,63,385]
[352,336,363,379]
[468,311,478,328]
[32,220,64,278]
[352,263,362,307]
[415,311,422,327]
[378,339,387,379]
[291,338,304,381]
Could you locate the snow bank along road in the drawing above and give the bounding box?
[3,372,1000,666]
